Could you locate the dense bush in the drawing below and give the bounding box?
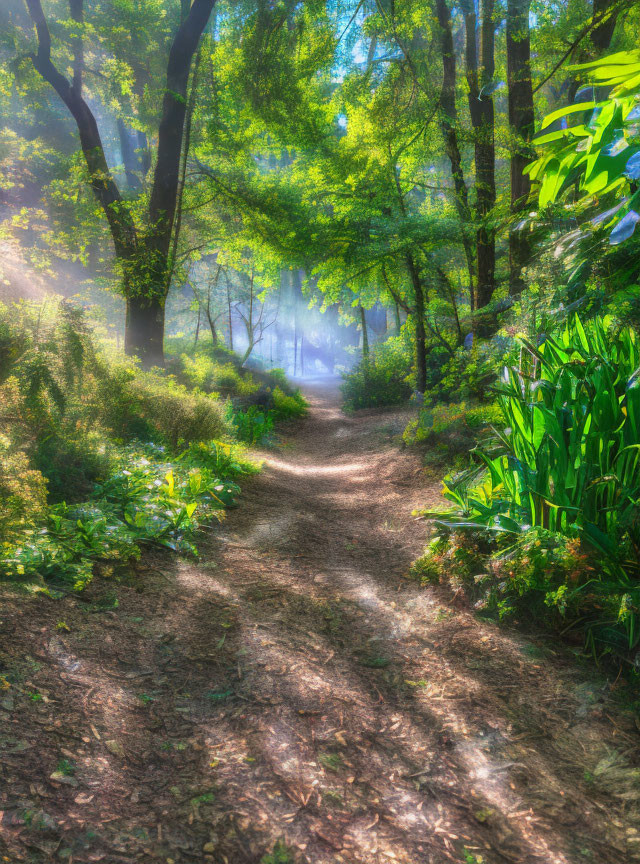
[403,401,502,451]
[419,316,640,661]
[340,326,510,413]
[341,335,413,410]
[342,360,412,411]
[166,337,298,401]
[230,405,275,444]
[0,299,299,592]
[423,339,510,406]
[0,437,48,539]
[33,431,113,503]
[178,352,256,397]
[1,441,256,589]
[97,364,231,448]
[271,386,307,421]
[126,374,230,449]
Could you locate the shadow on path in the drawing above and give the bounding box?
[1,384,639,864]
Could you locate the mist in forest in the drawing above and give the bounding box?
[169,264,397,378]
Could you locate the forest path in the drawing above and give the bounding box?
[2,384,640,864]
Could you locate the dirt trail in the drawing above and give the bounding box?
[2,383,640,864]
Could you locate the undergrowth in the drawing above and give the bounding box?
[341,335,412,411]
[414,315,640,666]
[0,299,301,592]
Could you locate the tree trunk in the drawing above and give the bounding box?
[507,0,534,295]
[148,1,214,264]
[360,306,369,359]
[194,306,201,346]
[406,256,427,393]
[241,340,255,366]
[206,312,218,345]
[435,0,475,302]
[475,0,497,310]
[25,0,216,366]
[225,272,233,349]
[137,131,151,177]
[591,0,618,52]
[125,295,165,367]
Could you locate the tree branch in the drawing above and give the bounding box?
[24,0,136,259]
[532,0,634,95]
[148,0,216,256]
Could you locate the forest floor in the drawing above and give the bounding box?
[2,381,640,864]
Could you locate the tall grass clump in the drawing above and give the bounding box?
[420,315,640,662]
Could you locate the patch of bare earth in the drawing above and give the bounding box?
[1,382,640,864]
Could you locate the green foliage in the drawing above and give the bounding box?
[1,439,249,589]
[114,372,231,450]
[421,315,640,660]
[260,840,295,864]
[529,50,640,245]
[341,333,508,414]
[176,351,257,398]
[0,300,299,591]
[230,405,275,445]
[484,529,596,623]
[182,440,260,480]
[341,336,413,411]
[271,386,307,421]
[33,432,113,504]
[403,402,502,448]
[0,437,48,540]
[425,340,509,405]
[409,533,488,588]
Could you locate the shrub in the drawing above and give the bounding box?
[342,359,412,411]
[0,302,31,380]
[0,299,301,593]
[33,432,113,503]
[482,529,597,624]
[424,338,510,406]
[410,532,490,589]
[183,440,260,479]
[421,315,640,661]
[403,401,503,455]
[271,386,307,421]
[1,440,252,589]
[98,365,231,449]
[264,367,291,391]
[341,334,413,411]
[173,346,260,398]
[127,374,230,449]
[231,405,275,445]
[0,437,48,539]
[180,354,248,395]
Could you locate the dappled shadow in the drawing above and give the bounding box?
[1,386,639,863]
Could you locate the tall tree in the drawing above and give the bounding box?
[461,0,497,310]
[24,0,216,366]
[434,0,475,302]
[475,0,497,310]
[507,0,534,295]
[591,0,620,51]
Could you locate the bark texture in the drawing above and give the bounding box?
[475,0,497,311]
[507,0,534,295]
[406,255,427,394]
[434,0,475,302]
